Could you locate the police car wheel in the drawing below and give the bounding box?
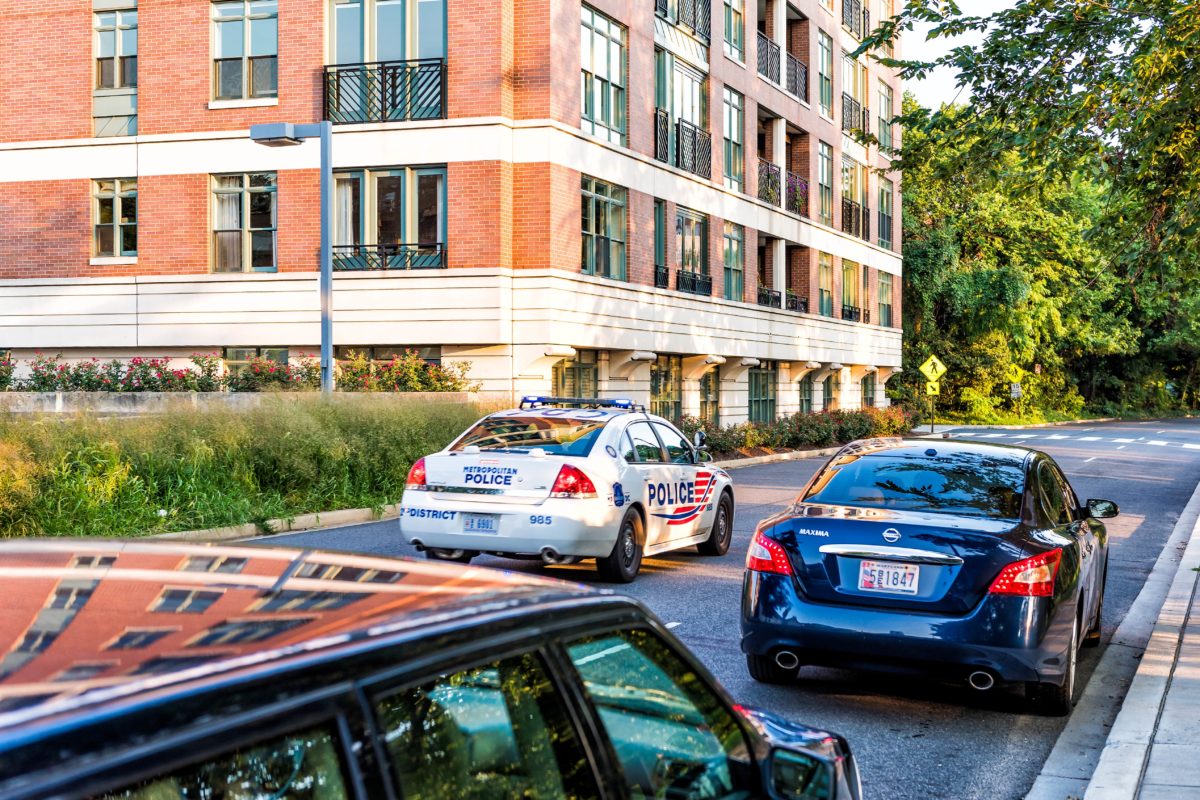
[596,509,643,583]
[426,548,477,564]
[697,492,734,557]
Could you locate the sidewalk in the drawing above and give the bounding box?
[1084,486,1200,799]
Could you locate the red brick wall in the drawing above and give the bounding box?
[627,191,655,287]
[449,161,510,269]
[137,174,209,275]
[0,2,91,143]
[0,180,90,278]
[276,169,320,272]
[449,0,515,119]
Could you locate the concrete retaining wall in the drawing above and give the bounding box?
[0,391,514,415]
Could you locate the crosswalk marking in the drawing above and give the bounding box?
[1079,436,1101,441]
[1149,440,1169,446]
[1113,438,1136,443]
[944,429,1199,452]
[1184,444,1200,451]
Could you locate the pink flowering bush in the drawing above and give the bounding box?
[224,354,321,393]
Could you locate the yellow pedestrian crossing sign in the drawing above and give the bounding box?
[926,381,940,396]
[919,355,947,382]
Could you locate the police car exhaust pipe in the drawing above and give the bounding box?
[968,671,995,691]
[410,539,426,552]
[541,547,562,564]
[774,650,800,671]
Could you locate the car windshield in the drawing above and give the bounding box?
[802,452,1026,520]
[450,413,609,456]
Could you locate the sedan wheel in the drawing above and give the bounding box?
[426,548,477,564]
[1029,615,1078,716]
[697,493,734,556]
[596,509,643,583]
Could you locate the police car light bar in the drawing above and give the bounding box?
[519,396,644,412]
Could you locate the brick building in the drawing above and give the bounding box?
[0,0,903,423]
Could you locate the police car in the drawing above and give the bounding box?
[400,396,736,582]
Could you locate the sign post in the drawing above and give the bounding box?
[919,356,948,434]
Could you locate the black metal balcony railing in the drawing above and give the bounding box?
[758,159,781,206]
[842,0,870,39]
[785,171,809,218]
[841,304,862,322]
[757,286,782,308]
[841,198,871,241]
[677,269,712,296]
[324,59,445,124]
[841,93,870,134]
[654,107,670,163]
[332,243,446,271]
[757,32,781,84]
[676,118,712,179]
[654,264,670,288]
[786,292,809,313]
[786,53,808,102]
[677,0,711,41]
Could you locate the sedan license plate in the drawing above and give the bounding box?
[858,560,919,595]
[462,513,500,534]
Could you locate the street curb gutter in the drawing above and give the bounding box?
[153,449,840,542]
[1079,480,1200,800]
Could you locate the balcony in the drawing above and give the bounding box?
[655,264,670,288]
[786,292,808,313]
[757,286,782,308]
[757,32,781,84]
[656,110,713,179]
[842,0,870,39]
[786,53,808,102]
[677,269,712,296]
[658,0,710,41]
[785,171,809,218]
[332,243,446,271]
[758,159,781,206]
[324,59,445,124]
[841,198,871,241]
[841,93,870,134]
[841,304,862,322]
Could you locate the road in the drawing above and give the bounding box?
[258,418,1200,799]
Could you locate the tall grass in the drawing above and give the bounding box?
[0,397,489,537]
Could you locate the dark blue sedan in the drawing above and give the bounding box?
[740,437,1116,715]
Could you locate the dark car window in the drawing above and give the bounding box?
[566,629,753,800]
[450,412,609,456]
[653,423,695,465]
[374,651,599,800]
[95,723,349,799]
[626,422,665,463]
[803,452,1026,520]
[621,431,638,463]
[1049,463,1081,521]
[1037,461,1070,526]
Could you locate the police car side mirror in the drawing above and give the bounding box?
[697,450,713,463]
[693,430,707,449]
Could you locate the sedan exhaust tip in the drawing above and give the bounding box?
[967,670,996,691]
[774,650,801,671]
[540,547,580,566]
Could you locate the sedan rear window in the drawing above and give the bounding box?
[450,414,608,456]
[803,453,1026,520]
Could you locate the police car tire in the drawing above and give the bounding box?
[596,509,643,583]
[697,492,734,557]
[426,548,477,564]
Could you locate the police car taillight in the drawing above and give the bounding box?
[550,465,598,498]
[405,458,429,491]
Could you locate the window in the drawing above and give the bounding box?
[71,555,116,569]
[818,252,834,316]
[331,0,445,65]
[581,175,627,280]
[295,562,402,583]
[748,361,778,423]
[94,724,349,799]
[842,156,868,208]
[821,374,839,410]
[375,651,597,799]
[95,9,137,89]
[107,628,173,650]
[54,662,113,682]
[190,618,312,647]
[879,272,893,327]
[566,629,752,799]
[879,176,894,251]
[677,209,707,274]
[212,173,276,273]
[223,347,288,375]
[450,415,609,456]
[723,222,744,301]
[252,590,361,612]
[841,52,866,105]
[861,373,876,407]
[16,630,57,655]
[48,586,93,612]
[651,355,683,421]
[581,6,626,144]
[818,142,834,226]
[842,260,859,310]
[212,0,278,100]
[654,199,667,273]
[654,423,694,464]
[93,180,137,258]
[724,0,745,60]
[552,350,598,397]
[878,80,894,150]
[626,422,665,462]
[817,31,834,116]
[656,51,708,171]
[1038,461,1070,525]
[151,588,222,614]
[799,374,813,413]
[182,555,248,573]
[700,368,720,425]
[722,88,744,191]
[333,167,446,269]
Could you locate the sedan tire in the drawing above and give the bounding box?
[1084,564,1107,648]
[697,492,734,557]
[596,509,644,583]
[425,548,477,564]
[1028,615,1078,716]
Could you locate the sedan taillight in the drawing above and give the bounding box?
[405,457,428,491]
[550,465,598,498]
[746,529,794,576]
[988,548,1062,597]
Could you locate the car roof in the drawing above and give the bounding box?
[0,541,606,740]
[834,436,1036,467]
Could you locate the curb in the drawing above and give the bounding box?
[1081,480,1200,800]
[156,505,401,542]
[713,445,843,470]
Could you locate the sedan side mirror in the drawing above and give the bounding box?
[696,449,713,463]
[769,747,837,800]
[1086,499,1119,519]
[693,429,708,449]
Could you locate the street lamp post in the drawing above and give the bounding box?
[249,121,335,394]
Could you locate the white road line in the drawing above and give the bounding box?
[1118,445,1128,450]
[981,433,1008,438]
[666,621,682,629]
[1184,444,1200,451]
[1113,438,1136,443]
[954,432,977,436]
[1084,456,1098,463]
[1149,440,1169,446]
[1079,436,1102,441]
[1045,435,1071,440]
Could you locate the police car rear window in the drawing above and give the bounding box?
[450,413,609,456]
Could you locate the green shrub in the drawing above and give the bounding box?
[225,355,322,392]
[336,349,480,393]
[0,354,13,391]
[682,407,919,458]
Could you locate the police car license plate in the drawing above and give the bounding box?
[858,560,919,595]
[463,513,500,534]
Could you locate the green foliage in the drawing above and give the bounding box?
[679,407,917,457]
[0,354,13,391]
[0,397,487,537]
[224,355,322,393]
[335,350,480,393]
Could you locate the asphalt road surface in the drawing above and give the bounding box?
[259,418,1200,799]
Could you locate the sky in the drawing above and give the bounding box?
[903,0,1019,109]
